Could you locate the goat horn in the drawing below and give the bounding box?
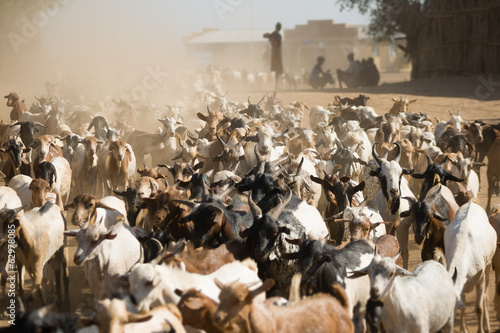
[248,191,262,219]
[426,154,432,167]
[254,144,264,163]
[393,142,401,163]
[296,157,304,176]
[218,182,235,201]
[258,95,265,105]
[153,240,186,266]
[372,143,382,166]
[268,190,292,221]
[171,199,197,208]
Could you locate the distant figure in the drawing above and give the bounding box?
[264,22,283,89]
[337,52,361,88]
[360,57,380,87]
[309,56,334,89]
[337,53,379,88]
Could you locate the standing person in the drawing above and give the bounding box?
[263,22,283,89]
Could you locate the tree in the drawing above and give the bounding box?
[337,0,500,79]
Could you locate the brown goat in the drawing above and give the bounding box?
[176,288,225,333]
[99,140,136,195]
[213,278,354,333]
[161,240,250,274]
[388,95,416,114]
[140,186,192,234]
[29,178,52,208]
[30,135,63,173]
[374,235,403,267]
[5,92,27,121]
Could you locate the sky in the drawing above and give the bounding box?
[40,0,371,49]
[2,0,371,91]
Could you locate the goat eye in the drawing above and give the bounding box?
[388,272,395,278]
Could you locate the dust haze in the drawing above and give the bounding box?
[0,0,266,131]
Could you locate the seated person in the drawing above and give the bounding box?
[309,56,333,89]
[337,52,362,88]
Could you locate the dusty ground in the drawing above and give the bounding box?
[1,72,500,331]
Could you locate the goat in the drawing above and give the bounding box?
[400,184,459,263]
[0,202,69,308]
[5,92,27,121]
[213,278,354,333]
[70,136,101,196]
[126,258,263,313]
[98,140,136,196]
[64,221,143,300]
[350,255,456,332]
[388,95,416,114]
[35,157,72,210]
[83,297,187,333]
[444,201,497,332]
[64,194,127,229]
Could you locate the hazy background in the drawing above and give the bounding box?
[1,0,369,99]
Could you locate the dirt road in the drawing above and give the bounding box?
[2,74,500,331]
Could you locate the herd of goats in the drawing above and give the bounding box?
[0,86,499,333]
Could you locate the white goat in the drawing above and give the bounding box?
[351,256,456,332]
[127,258,263,313]
[64,221,143,300]
[444,201,497,333]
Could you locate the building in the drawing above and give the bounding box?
[183,19,410,75]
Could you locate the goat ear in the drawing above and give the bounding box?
[310,175,322,184]
[64,201,75,210]
[354,181,365,192]
[113,190,125,196]
[239,228,251,238]
[281,252,300,260]
[400,210,410,218]
[369,170,380,177]
[78,317,95,327]
[249,279,275,299]
[395,266,414,277]
[96,200,115,210]
[64,230,78,237]
[197,112,208,122]
[402,168,414,175]
[193,161,204,171]
[245,135,259,142]
[277,223,291,235]
[148,271,161,287]
[444,174,465,183]
[104,231,118,240]
[409,99,417,104]
[433,212,447,222]
[119,274,130,288]
[347,268,369,279]
[370,222,385,230]
[214,278,225,290]
[127,313,153,324]
[411,173,424,179]
[183,297,206,310]
[174,288,184,297]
